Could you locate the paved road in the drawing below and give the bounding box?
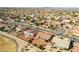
[0,31,27,52]
[0,21,55,34]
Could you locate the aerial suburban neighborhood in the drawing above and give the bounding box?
[0,8,79,52]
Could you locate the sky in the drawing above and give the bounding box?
[0,0,79,7]
[0,0,79,59]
